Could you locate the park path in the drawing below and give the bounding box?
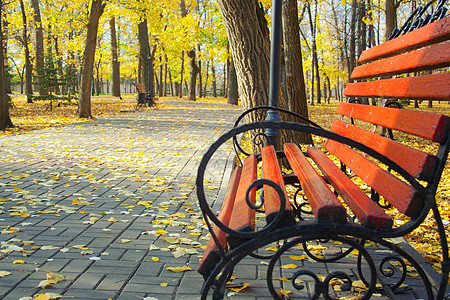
[0,100,242,300]
[0,99,447,300]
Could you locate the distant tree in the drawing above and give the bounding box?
[78,0,106,118]
[110,17,120,98]
[31,0,45,96]
[0,0,14,131]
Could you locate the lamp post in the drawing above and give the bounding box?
[265,0,283,150]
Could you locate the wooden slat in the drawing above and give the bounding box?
[198,166,242,279]
[331,119,438,182]
[284,143,346,223]
[336,102,450,143]
[351,40,450,80]
[307,146,393,231]
[358,16,450,63]
[344,73,450,101]
[325,139,424,218]
[227,155,257,248]
[261,146,295,227]
[134,83,147,93]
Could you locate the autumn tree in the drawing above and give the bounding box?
[110,17,120,97]
[31,0,46,96]
[78,0,106,118]
[0,0,13,130]
[19,0,32,102]
[282,0,313,144]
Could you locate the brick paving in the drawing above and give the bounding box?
[0,99,447,299]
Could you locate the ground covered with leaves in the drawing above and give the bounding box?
[2,94,450,286]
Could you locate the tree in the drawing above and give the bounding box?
[110,17,120,97]
[78,0,106,118]
[0,0,13,131]
[227,56,238,105]
[282,0,313,145]
[19,0,32,103]
[31,0,45,96]
[217,0,270,120]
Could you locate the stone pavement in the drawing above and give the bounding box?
[0,100,242,300]
[0,99,447,300]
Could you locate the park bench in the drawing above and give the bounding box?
[133,82,156,109]
[196,12,450,300]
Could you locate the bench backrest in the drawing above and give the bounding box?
[335,16,450,221]
[344,16,449,101]
[134,83,147,93]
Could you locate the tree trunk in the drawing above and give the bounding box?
[0,3,13,130]
[78,0,105,118]
[348,0,357,83]
[138,20,150,94]
[187,49,198,100]
[110,17,121,97]
[19,0,33,102]
[164,55,168,97]
[217,0,270,115]
[203,60,210,96]
[212,63,217,97]
[179,51,184,98]
[385,0,397,40]
[31,0,45,96]
[227,57,238,105]
[282,0,313,145]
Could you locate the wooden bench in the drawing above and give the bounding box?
[133,82,156,109]
[196,15,450,299]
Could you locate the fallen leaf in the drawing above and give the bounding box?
[166,266,192,273]
[281,264,298,269]
[228,283,249,293]
[0,271,11,277]
[13,260,25,264]
[107,217,117,223]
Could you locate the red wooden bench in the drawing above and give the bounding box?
[197,16,450,299]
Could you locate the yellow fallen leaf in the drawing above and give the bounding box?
[151,257,160,262]
[166,266,192,273]
[265,246,278,252]
[281,264,298,269]
[278,288,292,297]
[160,282,168,287]
[45,270,65,284]
[287,255,308,261]
[229,283,249,293]
[107,217,117,223]
[121,239,131,244]
[13,260,25,264]
[278,277,290,282]
[0,271,11,277]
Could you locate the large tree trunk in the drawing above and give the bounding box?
[19,0,33,102]
[217,0,270,117]
[78,0,105,118]
[0,3,13,131]
[31,0,45,96]
[348,0,357,84]
[282,0,313,145]
[110,17,121,97]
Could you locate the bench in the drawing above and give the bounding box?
[196,14,450,299]
[133,82,156,109]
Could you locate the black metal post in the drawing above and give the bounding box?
[265,0,283,150]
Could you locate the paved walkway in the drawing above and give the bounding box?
[0,100,447,300]
[0,100,241,300]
